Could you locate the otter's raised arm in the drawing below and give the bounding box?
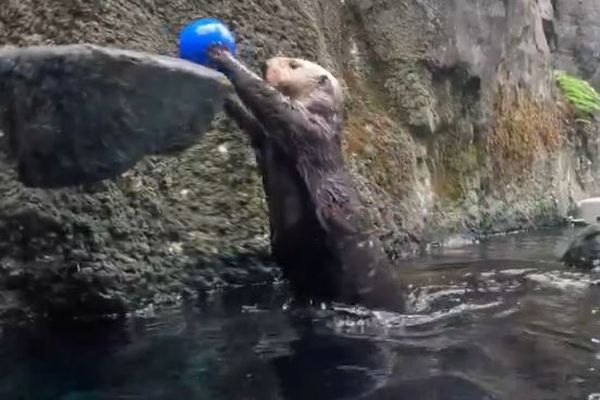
[223,94,266,149]
[209,48,318,138]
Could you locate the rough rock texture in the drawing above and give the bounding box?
[0,44,230,187]
[0,0,598,318]
[552,0,600,88]
[0,0,343,318]
[548,0,600,200]
[342,0,567,245]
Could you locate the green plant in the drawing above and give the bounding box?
[554,70,600,121]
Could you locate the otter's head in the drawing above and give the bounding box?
[262,57,344,114]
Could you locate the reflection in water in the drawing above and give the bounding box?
[1,229,600,400]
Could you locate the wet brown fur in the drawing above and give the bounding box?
[210,49,405,311]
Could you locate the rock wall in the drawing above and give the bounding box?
[342,0,568,244]
[548,0,600,199]
[552,0,600,88]
[0,0,598,317]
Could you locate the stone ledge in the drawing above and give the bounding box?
[0,44,231,188]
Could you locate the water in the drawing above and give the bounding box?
[1,228,600,400]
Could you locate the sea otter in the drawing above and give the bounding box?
[208,47,405,311]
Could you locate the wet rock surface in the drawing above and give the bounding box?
[0,0,598,318]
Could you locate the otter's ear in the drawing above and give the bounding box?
[318,75,329,86]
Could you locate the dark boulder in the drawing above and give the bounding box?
[561,225,600,270]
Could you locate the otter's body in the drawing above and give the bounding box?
[211,50,404,311]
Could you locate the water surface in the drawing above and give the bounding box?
[1,228,600,400]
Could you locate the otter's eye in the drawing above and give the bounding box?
[318,75,329,85]
[289,61,300,70]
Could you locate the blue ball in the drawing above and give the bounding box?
[179,18,236,69]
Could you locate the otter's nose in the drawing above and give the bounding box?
[261,62,269,78]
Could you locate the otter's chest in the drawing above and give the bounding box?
[258,142,315,231]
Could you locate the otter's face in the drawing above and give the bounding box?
[263,57,343,108]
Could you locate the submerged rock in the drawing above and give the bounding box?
[0,44,231,188]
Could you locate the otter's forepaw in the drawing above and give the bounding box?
[207,45,233,66]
